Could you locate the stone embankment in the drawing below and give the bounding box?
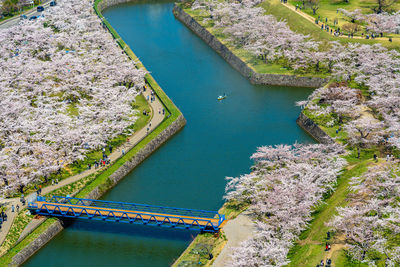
[173,5,328,88]
[10,221,64,266]
[296,112,334,144]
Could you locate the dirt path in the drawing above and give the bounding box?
[212,211,256,267]
[0,86,164,247]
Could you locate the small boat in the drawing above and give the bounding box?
[217,94,227,101]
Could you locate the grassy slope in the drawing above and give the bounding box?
[288,0,400,36]
[261,0,400,49]
[287,159,372,266]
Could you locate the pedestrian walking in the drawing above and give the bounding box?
[122,149,125,155]
[16,204,19,212]
[11,205,14,212]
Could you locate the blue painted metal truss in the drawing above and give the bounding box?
[28,196,225,232]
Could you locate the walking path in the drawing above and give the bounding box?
[0,86,165,248]
[279,1,390,41]
[212,211,256,267]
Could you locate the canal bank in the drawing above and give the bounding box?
[1,0,186,265]
[172,4,329,88]
[22,1,316,266]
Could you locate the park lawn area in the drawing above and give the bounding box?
[260,0,400,49]
[287,159,373,266]
[172,232,227,267]
[288,0,400,29]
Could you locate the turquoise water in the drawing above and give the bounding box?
[24,1,314,266]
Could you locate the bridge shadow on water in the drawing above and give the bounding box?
[61,218,194,241]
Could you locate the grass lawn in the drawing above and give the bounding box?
[287,159,372,266]
[261,0,400,49]
[172,232,227,267]
[288,0,400,31]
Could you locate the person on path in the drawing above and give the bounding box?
[16,204,19,212]
[109,145,112,154]
[11,205,14,212]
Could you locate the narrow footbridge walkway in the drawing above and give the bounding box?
[28,196,225,232]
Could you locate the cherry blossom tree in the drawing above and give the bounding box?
[329,162,400,266]
[0,0,147,196]
[225,143,347,266]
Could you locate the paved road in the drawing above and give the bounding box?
[0,0,51,30]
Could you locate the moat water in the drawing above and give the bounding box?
[25,1,314,266]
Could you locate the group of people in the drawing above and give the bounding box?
[0,210,8,230]
[147,90,157,103]
[34,185,42,196]
[88,145,113,170]
[317,232,333,266]
[11,204,20,213]
[318,258,332,267]
[316,21,344,37]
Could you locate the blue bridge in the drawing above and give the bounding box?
[28,196,225,232]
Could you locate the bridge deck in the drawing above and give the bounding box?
[28,196,225,232]
[35,201,219,226]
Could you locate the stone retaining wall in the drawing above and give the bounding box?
[10,220,64,266]
[172,5,328,88]
[296,112,334,144]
